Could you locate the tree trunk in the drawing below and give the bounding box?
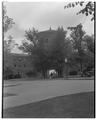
[80,60,83,77]
[58,69,63,78]
[42,69,47,79]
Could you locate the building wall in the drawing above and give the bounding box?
[4,53,33,77]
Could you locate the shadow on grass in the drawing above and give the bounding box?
[3,92,94,118]
[4,93,17,97]
[4,83,21,88]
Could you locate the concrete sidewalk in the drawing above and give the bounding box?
[3,80,94,109]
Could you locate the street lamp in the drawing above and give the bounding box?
[64,58,68,78]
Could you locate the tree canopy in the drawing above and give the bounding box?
[68,23,94,76]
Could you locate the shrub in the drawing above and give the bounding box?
[69,71,77,75]
[26,71,37,77]
[3,66,14,80]
[14,73,21,79]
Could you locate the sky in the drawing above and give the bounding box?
[4,2,94,53]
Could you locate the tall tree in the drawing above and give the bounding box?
[19,28,49,78]
[69,23,86,76]
[3,4,15,54]
[3,4,15,34]
[83,35,94,73]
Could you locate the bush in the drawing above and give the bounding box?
[83,70,94,77]
[14,73,21,79]
[3,66,14,80]
[69,71,77,75]
[83,66,94,77]
[3,66,22,79]
[26,71,37,77]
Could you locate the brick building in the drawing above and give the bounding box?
[4,28,77,79]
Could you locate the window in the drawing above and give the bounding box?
[46,39,48,43]
[18,58,22,61]
[14,64,16,67]
[19,65,21,67]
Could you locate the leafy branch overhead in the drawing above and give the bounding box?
[64,1,95,21]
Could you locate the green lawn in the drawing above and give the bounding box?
[3,92,94,118]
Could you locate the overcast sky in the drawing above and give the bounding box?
[4,2,94,53]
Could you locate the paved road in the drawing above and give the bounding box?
[3,80,94,109]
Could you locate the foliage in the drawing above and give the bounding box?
[69,24,85,51]
[4,35,15,53]
[68,24,94,76]
[3,66,22,79]
[49,27,67,77]
[69,24,89,76]
[20,27,69,78]
[64,1,95,21]
[26,71,37,77]
[20,25,94,78]
[19,28,38,54]
[3,4,15,57]
[83,35,94,53]
[3,4,15,33]
[14,73,21,79]
[3,66,14,79]
[83,35,94,75]
[19,28,50,78]
[69,71,78,75]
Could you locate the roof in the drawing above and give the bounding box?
[38,30,57,40]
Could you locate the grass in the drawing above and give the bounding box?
[3,92,94,118]
[4,76,94,82]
